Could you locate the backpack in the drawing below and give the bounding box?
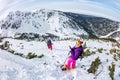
[79,46,84,61]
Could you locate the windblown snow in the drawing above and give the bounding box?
[0,38,120,80]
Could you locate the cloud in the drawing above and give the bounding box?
[0,0,8,10]
[68,0,120,21]
[0,0,26,20]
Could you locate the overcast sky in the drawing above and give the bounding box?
[0,0,120,21]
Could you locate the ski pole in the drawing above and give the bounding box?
[61,51,70,68]
[63,51,70,64]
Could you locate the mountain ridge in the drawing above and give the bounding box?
[0,9,119,40]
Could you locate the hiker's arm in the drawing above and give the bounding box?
[69,45,75,50]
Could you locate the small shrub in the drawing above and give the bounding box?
[99,38,117,42]
[8,49,15,54]
[0,41,10,50]
[21,45,24,49]
[38,54,44,58]
[0,38,3,42]
[113,54,118,61]
[81,65,85,68]
[14,53,19,55]
[104,49,107,51]
[116,43,120,48]
[83,49,96,57]
[19,53,24,57]
[0,45,4,49]
[109,62,115,80]
[14,53,24,57]
[4,41,10,47]
[106,59,109,62]
[83,49,91,57]
[98,48,103,53]
[20,43,23,44]
[44,62,48,65]
[87,57,101,74]
[84,68,86,70]
[106,53,109,55]
[112,43,120,48]
[110,48,117,54]
[117,53,120,59]
[91,51,96,54]
[83,42,87,49]
[27,52,37,59]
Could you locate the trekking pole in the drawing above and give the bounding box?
[61,51,70,68]
[64,51,71,63]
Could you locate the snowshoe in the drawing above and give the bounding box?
[61,64,67,71]
[61,64,76,72]
[61,64,71,72]
[61,67,67,71]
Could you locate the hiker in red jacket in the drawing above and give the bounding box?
[47,37,52,50]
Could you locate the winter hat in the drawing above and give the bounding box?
[77,40,83,44]
[76,40,83,47]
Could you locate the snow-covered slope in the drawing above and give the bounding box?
[0,38,120,80]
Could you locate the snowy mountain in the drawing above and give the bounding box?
[0,38,120,80]
[0,9,120,40]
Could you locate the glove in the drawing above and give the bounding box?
[69,45,72,49]
[68,55,71,58]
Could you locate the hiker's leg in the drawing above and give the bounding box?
[50,44,52,50]
[67,58,72,69]
[72,59,76,68]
